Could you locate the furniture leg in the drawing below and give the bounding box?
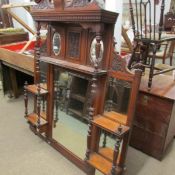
[9,68,19,98]
[148,44,157,90]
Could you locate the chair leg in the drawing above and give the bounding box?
[170,56,173,66]
[162,57,165,64]
[148,44,157,90]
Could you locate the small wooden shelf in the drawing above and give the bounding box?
[103,111,127,125]
[93,116,130,136]
[39,56,107,76]
[25,84,48,95]
[87,153,122,175]
[98,147,121,164]
[26,113,48,127]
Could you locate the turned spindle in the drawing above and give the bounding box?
[42,80,46,112]
[37,83,41,128]
[24,81,28,118]
[102,131,107,148]
[111,125,123,175]
[85,74,97,160]
[35,21,41,84]
[54,80,59,127]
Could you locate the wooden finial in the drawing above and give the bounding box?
[117,124,123,134]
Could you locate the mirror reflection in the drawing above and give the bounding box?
[52,67,131,160]
[52,68,89,159]
[105,77,131,114]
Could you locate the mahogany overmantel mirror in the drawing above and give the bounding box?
[24,0,121,174]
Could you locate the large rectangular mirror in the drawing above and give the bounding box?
[52,67,89,159]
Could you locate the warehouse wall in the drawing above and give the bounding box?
[9,0,35,38]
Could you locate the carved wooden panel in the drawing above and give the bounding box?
[68,32,80,58]
[66,27,82,61]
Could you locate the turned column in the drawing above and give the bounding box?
[85,30,102,160]
[35,21,41,84]
[24,81,28,118]
[37,84,41,128]
[111,126,123,175]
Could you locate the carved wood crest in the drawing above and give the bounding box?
[64,0,105,8]
[33,0,54,9]
[111,52,130,73]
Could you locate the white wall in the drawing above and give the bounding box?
[105,0,123,52]
[9,0,35,38]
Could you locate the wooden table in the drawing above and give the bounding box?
[130,74,175,160]
[0,41,34,97]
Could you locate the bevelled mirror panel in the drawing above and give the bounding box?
[52,32,61,56]
[52,67,89,159]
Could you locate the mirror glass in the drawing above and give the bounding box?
[52,32,61,56]
[104,77,131,115]
[90,38,104,65]
[52,68,89,159]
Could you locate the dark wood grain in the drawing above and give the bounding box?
[130,74,175,160]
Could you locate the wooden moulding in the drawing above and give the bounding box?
[32,10,118,24]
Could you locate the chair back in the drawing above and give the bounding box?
[129,0,165,41]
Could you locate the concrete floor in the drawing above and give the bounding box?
[0,87,175,175]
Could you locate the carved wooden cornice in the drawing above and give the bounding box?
[32,10,118,24]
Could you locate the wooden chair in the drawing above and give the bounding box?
[86,53,142,175]
[148,40,175,66]
[127,0,175,90]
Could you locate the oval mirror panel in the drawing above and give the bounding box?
[52,32,61,56]
[90,38,104,64]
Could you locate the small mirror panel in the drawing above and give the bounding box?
[52,32,61,56]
